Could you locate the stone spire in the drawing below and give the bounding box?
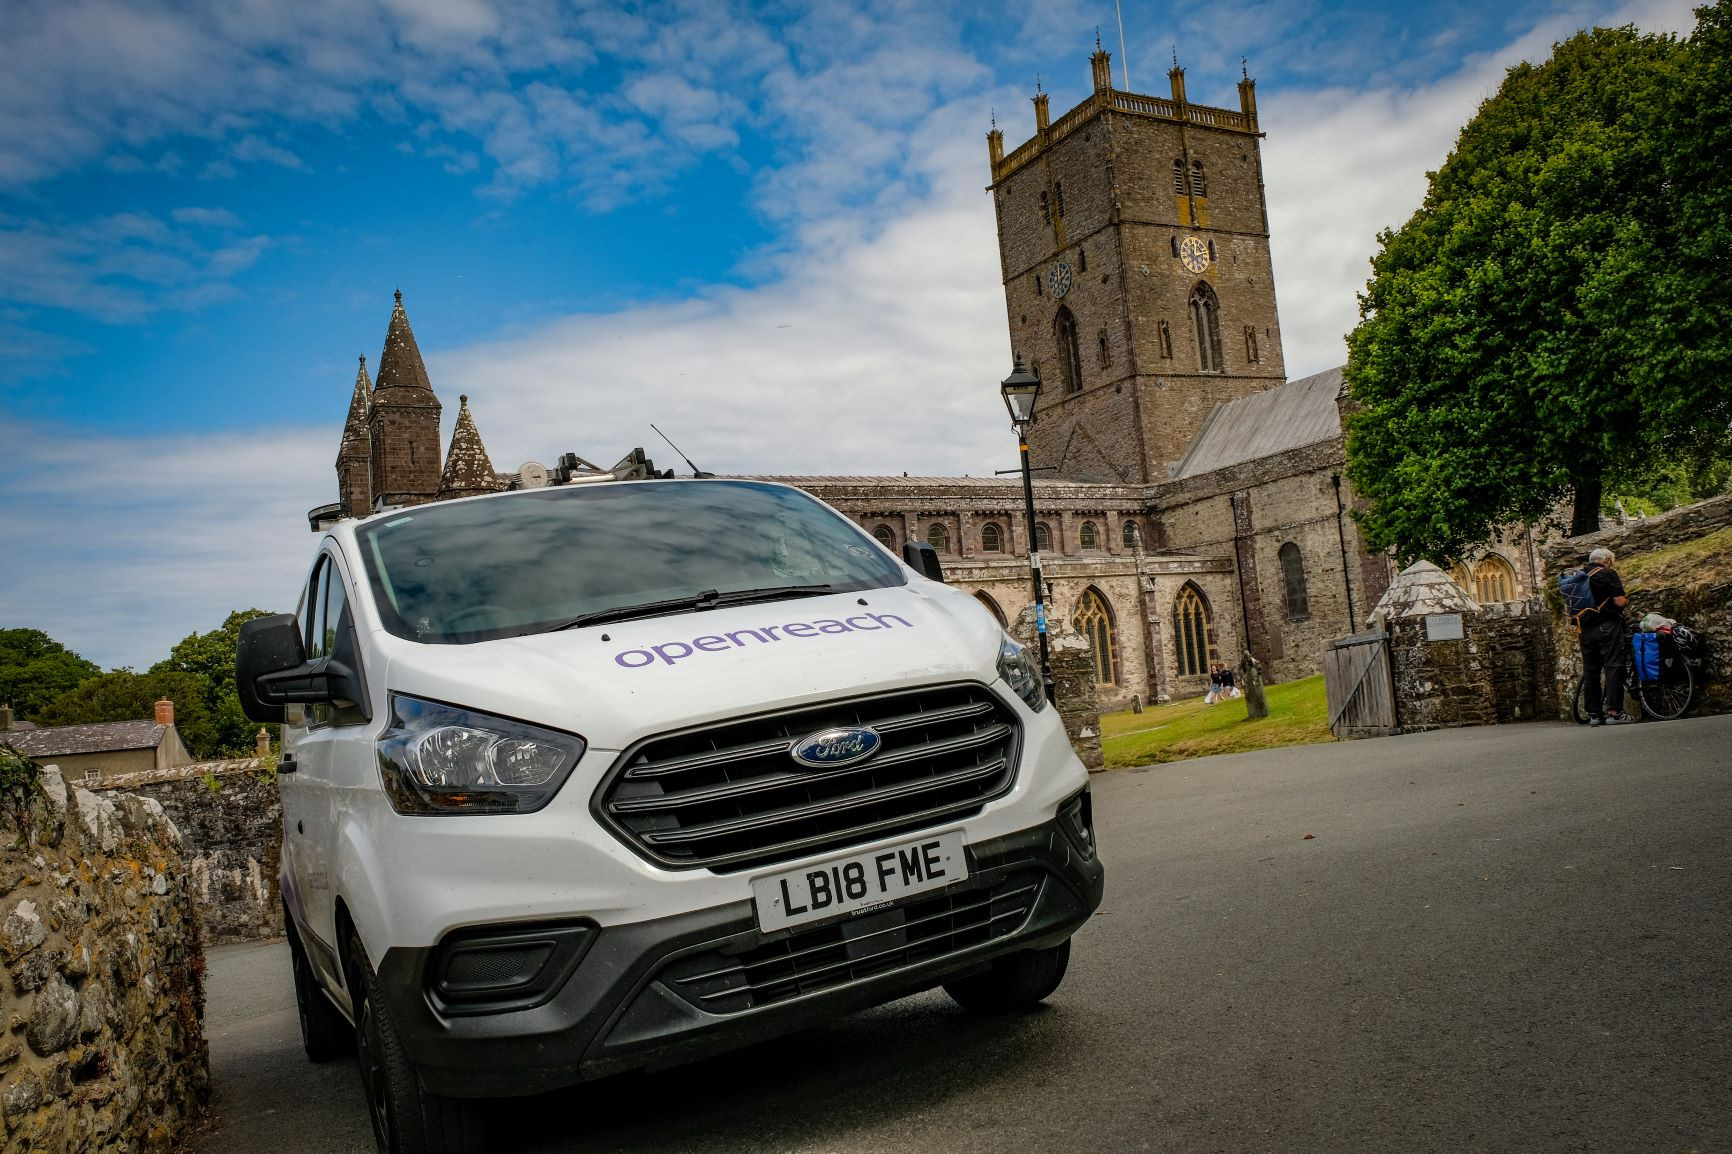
[367,289,443,509]
[336,355,373,518]
[437,395,505,501]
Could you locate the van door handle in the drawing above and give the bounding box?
[279,754,298,774]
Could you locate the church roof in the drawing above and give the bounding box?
[338,355,371,463]
[438,395,504,499]
[374,290,438,402]
[1169,365,1344,479]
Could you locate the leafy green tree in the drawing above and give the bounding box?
[151,609,275,755]
[1343,18,1730,562]
[0,629,101,720]
[36,670,223,759]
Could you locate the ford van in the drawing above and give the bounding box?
[237,478,1104,1154]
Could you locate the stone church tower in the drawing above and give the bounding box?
[367,290,443,509]
[988,49,1286,483]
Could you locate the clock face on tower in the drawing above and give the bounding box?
[1047,261,1074,299]
[1178,236,1210,274]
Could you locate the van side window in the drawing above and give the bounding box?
[322,564,348,660]
[303,557,330,660]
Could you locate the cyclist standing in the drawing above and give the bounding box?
[1579,546,1632,725]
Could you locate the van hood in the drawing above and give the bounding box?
[377,583,1009,748]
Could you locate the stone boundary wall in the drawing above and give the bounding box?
[1386,602,1555,732]
[1541,493,1732,718]
[92,760,282,946]
[1,767,209,1152]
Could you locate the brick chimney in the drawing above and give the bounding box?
[0,704,12,731]
[154,698,175,726]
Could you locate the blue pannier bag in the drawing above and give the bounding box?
[1558,566,1604,630]
[1632,631,1662,685]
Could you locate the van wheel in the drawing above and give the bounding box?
[943,939,1070,1014]
[288,919,353,1062]
[348,931,488,1154]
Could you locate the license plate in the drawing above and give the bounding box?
[752,831,968,933]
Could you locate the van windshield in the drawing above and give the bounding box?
[354,480,908,644]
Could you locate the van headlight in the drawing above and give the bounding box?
[377,695,586,815]
[997,635,1048,713]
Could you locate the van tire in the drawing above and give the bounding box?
[943,939,1070,1014]
[349,931,488,1154]
[288,918,353,1063]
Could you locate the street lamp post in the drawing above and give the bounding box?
[1001,356,1056,705]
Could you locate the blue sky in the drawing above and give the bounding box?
[0,0,1700,671]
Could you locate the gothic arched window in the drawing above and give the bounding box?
[1172,159,1186,195]
[980,522,1003,553]
[1035,522,1052,553]
[1172,583,1216,678]
[1158,319,1173,359]
[1279,542,1309,620]
[872,524,895,549]
[1190,159,1207,196]
[1474,555,1518,603]
[1075,587,1120,685]
[925,523,951,553]
[1054,306,1084,394]
[1122,520,1140,549]
[975,591,1008,627]
[1079,521,1099,550]
[1190,283,1223,373]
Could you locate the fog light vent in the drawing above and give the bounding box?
[428,921,596,1016]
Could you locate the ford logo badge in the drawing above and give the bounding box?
[790,726,882,769]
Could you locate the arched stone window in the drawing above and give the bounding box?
[980,522,1003,553]
[1122,520,1140,549]
[1079,521,1099,550]
[1278,542,1309,620]
[1035,522,1052,553]
[872,524,895,549]
[1190,283,1223,373]
[975,591,1008,627]
[1172,159,1186,195]
[1158,319,1173,359]
[1172,583,1216,678]
[1190,159,1207,196]
[1054,306,1084,394]
[1097,328,1110,368]
[1074,587,1119,686]
[925,523,950,553]
[1474,555,1518,603]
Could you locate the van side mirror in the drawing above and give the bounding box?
[902,540,946,583]
[237,615,303,723]
[237,613,371,722]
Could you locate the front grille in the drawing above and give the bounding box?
[594,683,1020,872]
[660,871,1044,1014]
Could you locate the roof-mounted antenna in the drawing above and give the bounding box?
[1115,0,1131,91]
[990,107,997,129]
[650,423,713,478]
[1242,56,1250,80]
[1036,73,1043,94]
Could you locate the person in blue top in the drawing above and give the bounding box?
[1579,546,1632,725]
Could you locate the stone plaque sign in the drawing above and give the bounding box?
[1425,613,1465,641]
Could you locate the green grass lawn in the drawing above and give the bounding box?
[1099,674,1332,768]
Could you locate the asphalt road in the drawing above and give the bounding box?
[186,715,1732,1154]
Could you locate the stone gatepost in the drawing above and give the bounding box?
[1014,606,1105,770]
[1369,561,1496,731]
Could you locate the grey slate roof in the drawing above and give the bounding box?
[1170,365,1344,479]
[3,720,166,759]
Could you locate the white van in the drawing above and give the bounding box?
[238,478,1104,1154]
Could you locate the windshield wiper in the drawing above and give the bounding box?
[541,584,835,633]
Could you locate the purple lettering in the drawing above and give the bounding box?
[726,629,769,646]
[783,622,818,638]
[845,615,880,631]
[761,625,782,640]
[652,642,693,665]
[814,619,852,634]
[615,650,654,668]
[869,613,912,629]
[692,635,730,652]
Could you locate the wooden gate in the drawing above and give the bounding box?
[1325,630,1396,738]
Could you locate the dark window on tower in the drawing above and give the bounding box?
[1206,239,1217,262]
[1245,325,1260,363]
[1078,248,1087,272]
[1054,306,1084,394]
[1170,235,1180,258]
[1097,328,1110,367]
[1191,160,1207,196]
[1034,272,1043,297]
[1158,319,1174,359]
[1279,542,1310,620]
[1040,190,1051,224]
[1173,159,1186,195]
[1190,283,1223,372]
[1054,181,1065,217]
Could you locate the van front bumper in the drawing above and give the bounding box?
[373,795,1104,1098]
